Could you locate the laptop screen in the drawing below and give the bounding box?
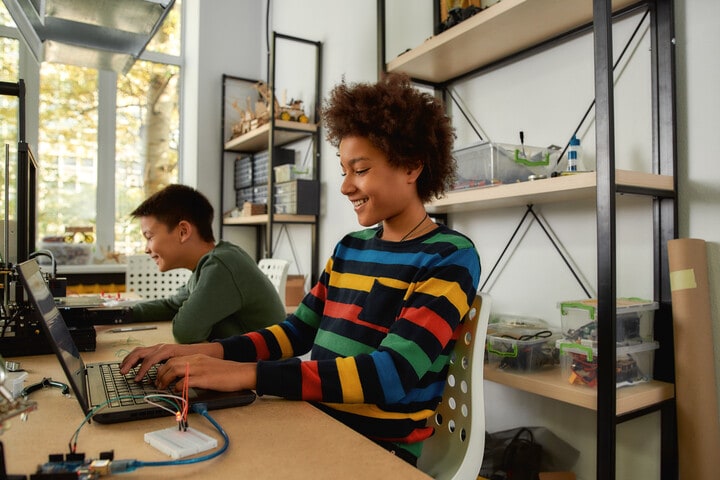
[16,259,91,413]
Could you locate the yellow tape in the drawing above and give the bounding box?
[670,268,697,291]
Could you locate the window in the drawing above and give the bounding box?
[0,30,19,252]
[0,0,182,265]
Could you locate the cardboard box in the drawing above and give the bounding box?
[285,275,306,306]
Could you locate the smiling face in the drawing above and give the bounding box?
[139,215,185,272]
[339,136,425,237]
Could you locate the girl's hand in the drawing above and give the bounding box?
[155,354,257,392]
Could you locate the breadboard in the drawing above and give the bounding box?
[144,426,218,459]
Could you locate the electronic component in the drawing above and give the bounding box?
[144,426,218,459]
[0,354,37,432]
[32,451,115,479]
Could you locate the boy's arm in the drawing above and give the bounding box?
[171,261,245,343]
[130,289,186,322]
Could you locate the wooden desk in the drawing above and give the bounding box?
[2,323,431,479]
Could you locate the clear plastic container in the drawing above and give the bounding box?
[558,298,659,346]
[557,339,659,388]
[486,322,560,372]
[453,141,560,190]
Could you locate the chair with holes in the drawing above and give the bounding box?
[125,254,192,300]
[257,258,290,299]
[418,292,492,480]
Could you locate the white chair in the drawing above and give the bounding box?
[125,254,192,299]
[258,258,290,299]
[418,292,492,480]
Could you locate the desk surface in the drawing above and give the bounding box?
[2,323,431,479]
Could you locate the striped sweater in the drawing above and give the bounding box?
[218,224,480,460]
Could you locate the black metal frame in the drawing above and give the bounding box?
[377,1,678,479]
[1,79,37,265]
[218,32,323,285]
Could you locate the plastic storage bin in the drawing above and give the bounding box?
[558,298,659,346]
[234,155,252,189]
[37,242,93,265]
[452,141,559,190]
[272,179,319,215]
[252,148,294,185]
[556,339,659,388]
[486,321,560,372]
[274,164,312,183]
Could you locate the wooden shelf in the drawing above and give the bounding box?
[224,120,318,152]
[386,0,638,83]
[223,214,316,226]
[427,170,674,214]
[484,365,675,415]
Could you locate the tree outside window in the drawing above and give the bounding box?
[0,0,182,265]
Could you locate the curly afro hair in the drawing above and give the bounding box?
[321,73,456,203]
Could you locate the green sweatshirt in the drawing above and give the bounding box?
[131,241,287,343]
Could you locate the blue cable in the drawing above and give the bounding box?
[109,403,230,474]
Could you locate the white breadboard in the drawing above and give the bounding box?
[144,426,218,459]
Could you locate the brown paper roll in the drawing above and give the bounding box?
[668,238,720,480]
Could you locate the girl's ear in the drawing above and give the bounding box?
[407,163,424,184]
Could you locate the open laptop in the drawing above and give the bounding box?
[16,258,256,424]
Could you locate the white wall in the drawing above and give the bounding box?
[267,0,381,271]
[182,0,265,252]
[189,0,720,478]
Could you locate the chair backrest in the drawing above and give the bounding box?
[125,254,192,299]
[258,258,290,299]
[418,292,492,480]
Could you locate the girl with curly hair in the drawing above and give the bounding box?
[120,73,480,466]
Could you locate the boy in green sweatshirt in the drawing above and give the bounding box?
[129,184,286,343]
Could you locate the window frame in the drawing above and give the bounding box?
[1,2,184,267]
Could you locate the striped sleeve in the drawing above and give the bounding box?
[254,227,480,404]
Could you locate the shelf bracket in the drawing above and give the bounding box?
[480,204,593,298]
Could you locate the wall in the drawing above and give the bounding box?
[189,0,720,478]
[675,0,720,409]
[182,0,265,253]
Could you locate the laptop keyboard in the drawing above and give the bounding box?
[100,363,163,407]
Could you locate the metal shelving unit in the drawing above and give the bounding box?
[219,33,322,284]
[379,1,678,479]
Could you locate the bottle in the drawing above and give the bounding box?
[567,135,581,172]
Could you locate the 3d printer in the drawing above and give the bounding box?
[1,80,103,357]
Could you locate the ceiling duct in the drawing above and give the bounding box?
[2,0,175,74]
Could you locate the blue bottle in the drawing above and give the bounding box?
[567,135,581,172]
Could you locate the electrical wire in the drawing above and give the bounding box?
[107,404,230,474]
[67,396,229,474]
[69,393,187,453]
[180,362,190,430]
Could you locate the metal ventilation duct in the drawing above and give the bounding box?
[2,0,175,74]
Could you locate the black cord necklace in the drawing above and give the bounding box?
[400,213,429,241]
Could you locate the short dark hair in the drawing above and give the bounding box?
[131,184,215,242]
[321,73,456,203]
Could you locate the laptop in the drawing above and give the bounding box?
[16,258,256,424]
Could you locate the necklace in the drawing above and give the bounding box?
[400,213,429,241]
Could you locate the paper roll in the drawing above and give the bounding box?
[668,238,720,480]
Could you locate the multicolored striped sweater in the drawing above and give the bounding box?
[218,224,480,460]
